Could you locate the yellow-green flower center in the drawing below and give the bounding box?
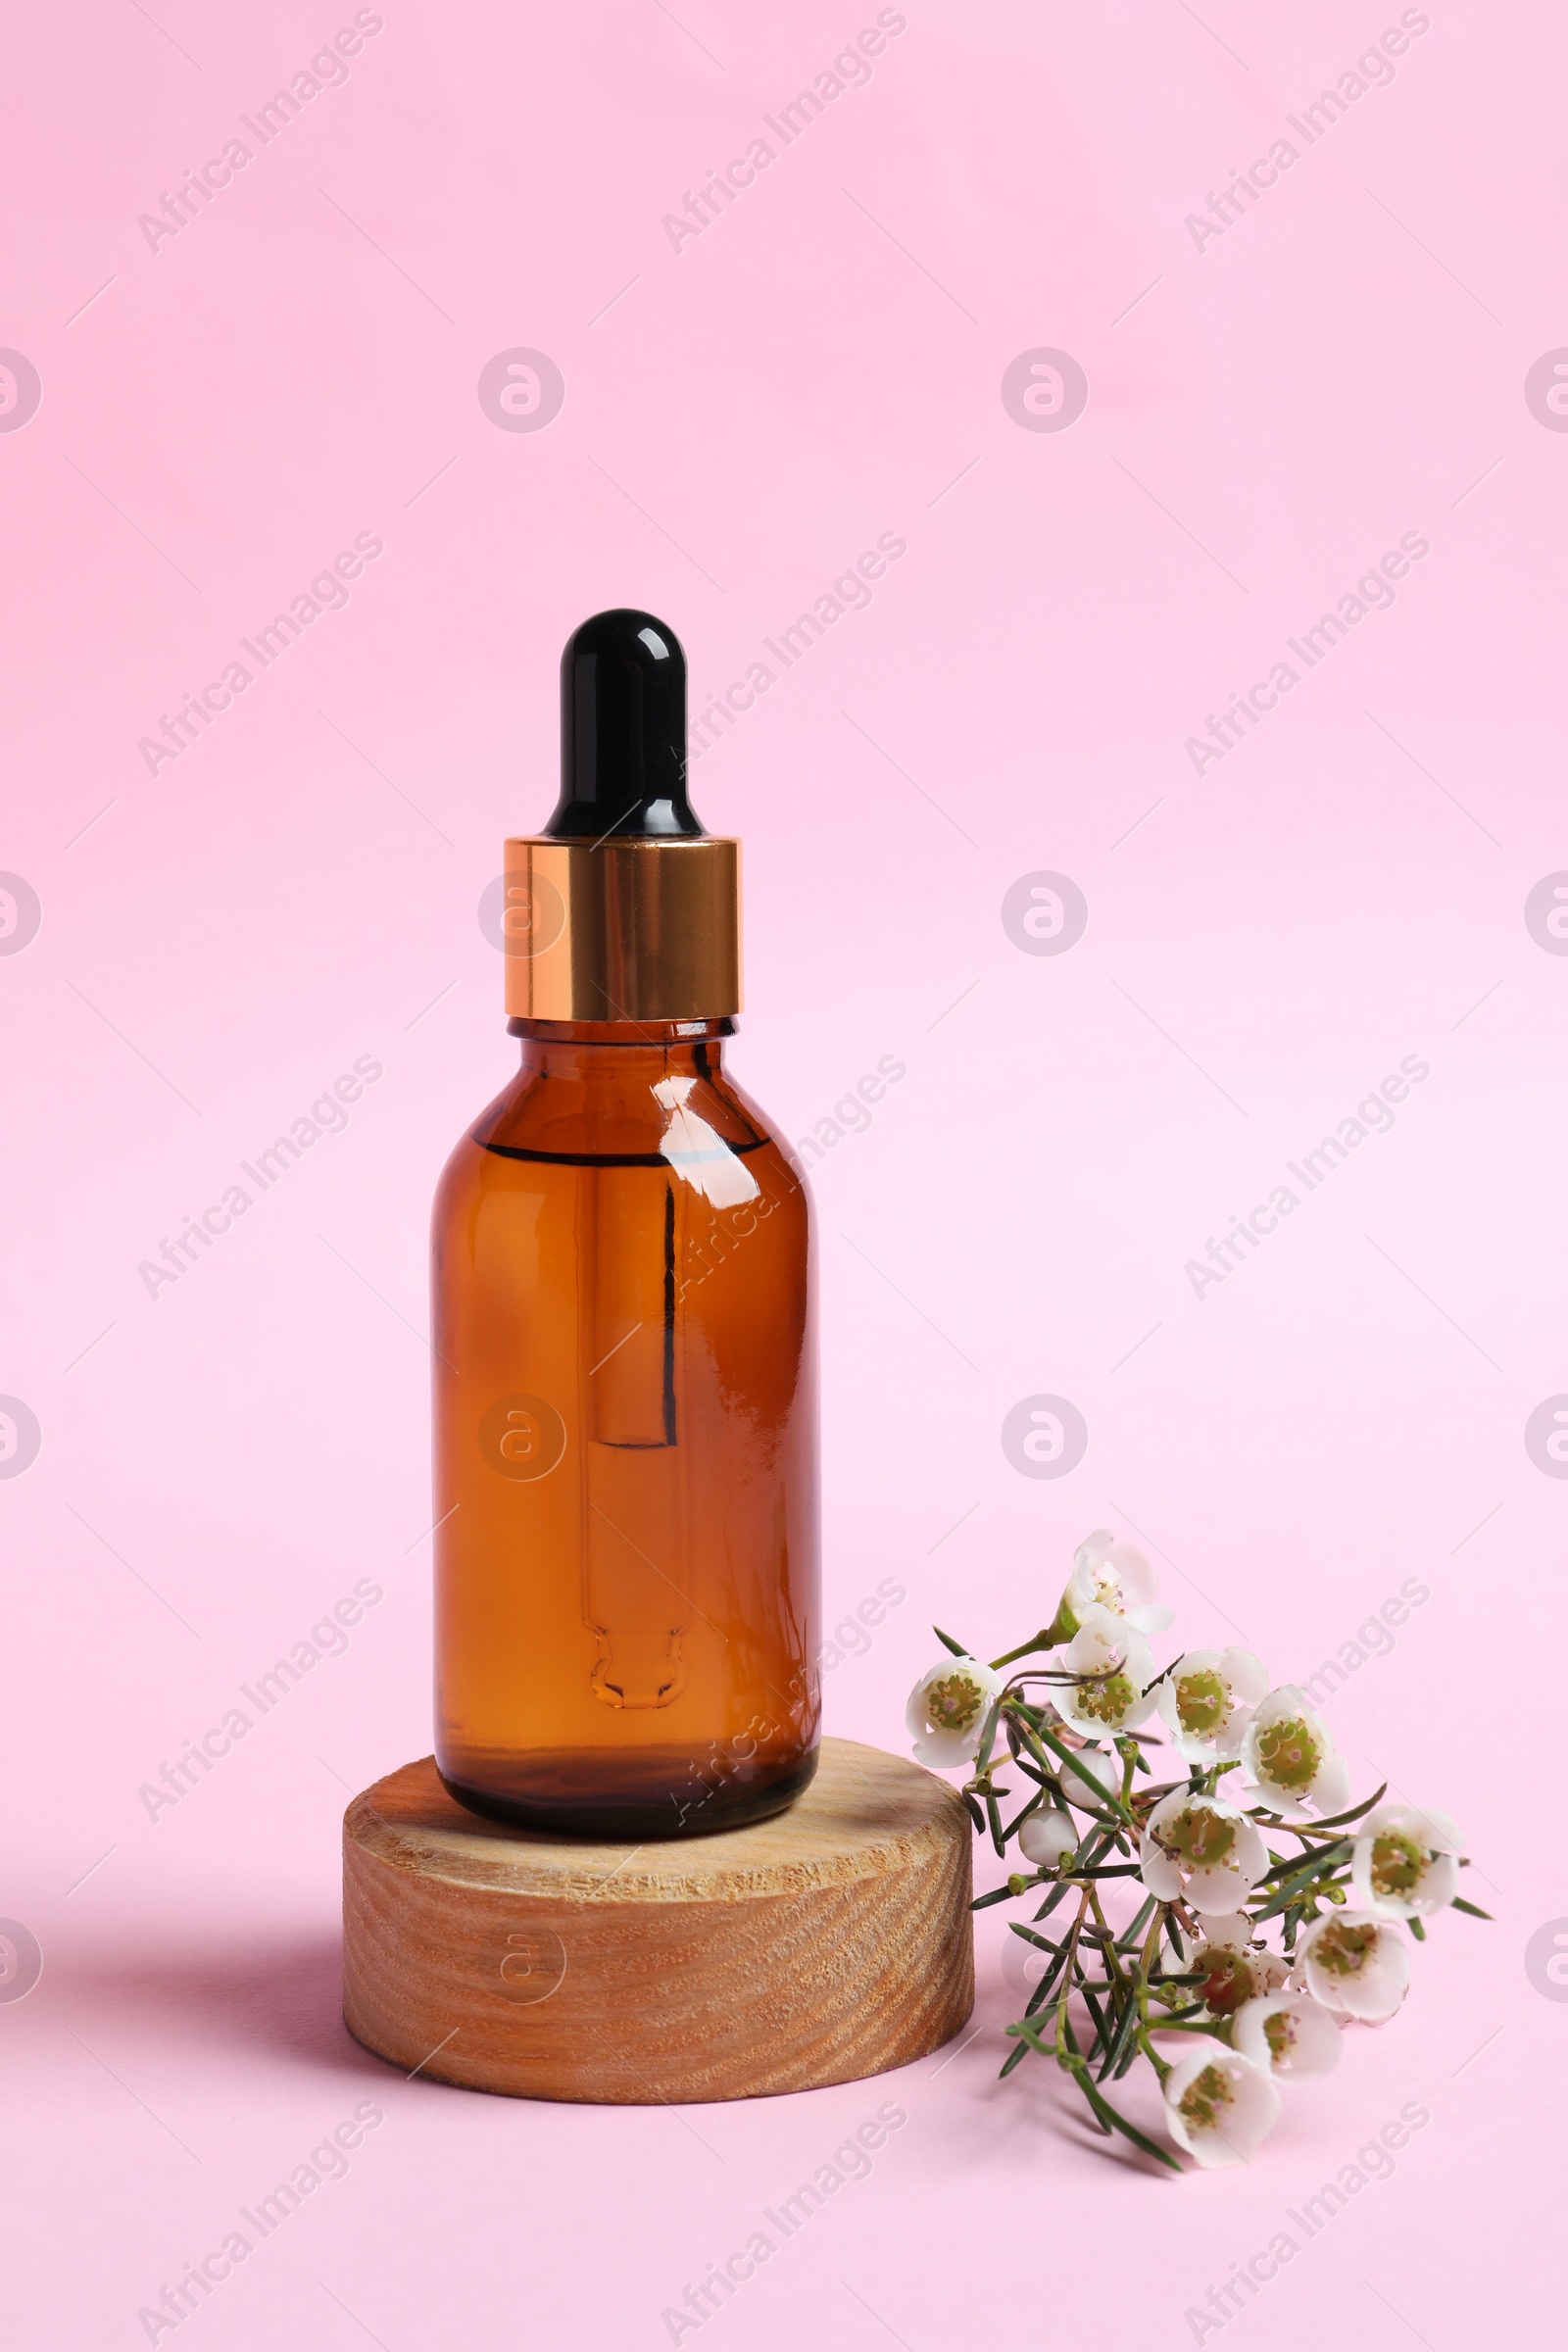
[925,1672,984,1733]
[1312,1918,1377,1977]
[1077,1672,1134,1725]
[1369,1831,1425,1897]
[1175,1667,1228,1737]
[1262,2009,1295,2063]
[1255,1715,1321,1791]
[1164,1804,1237,1868]
[1177,2062,1235,2132]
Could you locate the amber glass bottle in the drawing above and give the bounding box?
[431,612,819,1836]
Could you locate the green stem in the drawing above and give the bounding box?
[1053,1897,1089,2066]
[1135,2024,1172,2086]
[1135,1912,1173,2085]
[990,1608,1073,1670]
[1089,1886,1130,1994]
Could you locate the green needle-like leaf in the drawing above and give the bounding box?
[972,1882,1026,1911]
[1305,1782,1388,1831]
[1098,1988,1142,2082]
[1008,1922,1061,1953]
[1255,1838,1352,1889]
[1025,1945,1074,2015]
[1033,1880,1076,1923]
[1068,2061,1182,2171]
[1116,1896,1157,1952]
[1252,1846,1352,1921]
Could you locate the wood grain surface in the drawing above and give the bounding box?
[342,1737,974,2103]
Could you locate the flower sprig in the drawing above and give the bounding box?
[906,1527,1486,2172]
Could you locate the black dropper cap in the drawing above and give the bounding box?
[545,609,704,840]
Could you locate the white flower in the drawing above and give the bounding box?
[1141,1790,1270,1914]
[1018,1809,1077,1868]
[1056,1744,1122,1812]
[1055,1603,1157,1740]
[1062,1528,1173,1637]
[1233,1992,1343,2082]
[1234,1687,1352,1819]
[1297,1910,1409,2022]
[906,1655,1004,1770]
[1350,1802,1464,1921]
[1165,1914,1289,2014]
[1156,1647,1269,1764]
[1163,2047,1281,2169]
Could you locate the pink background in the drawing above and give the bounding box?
[2,1,1561,2343]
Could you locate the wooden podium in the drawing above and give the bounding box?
[342,1737,973,2103]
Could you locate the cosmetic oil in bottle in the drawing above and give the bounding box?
[431,611,820,1837]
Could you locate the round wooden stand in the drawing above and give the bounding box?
[342,1737,973,2103]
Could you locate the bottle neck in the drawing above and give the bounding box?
[509,1016,733,1081]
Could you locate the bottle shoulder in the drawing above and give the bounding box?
[444,1055,784,1168]
[430,1054,811,1248]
